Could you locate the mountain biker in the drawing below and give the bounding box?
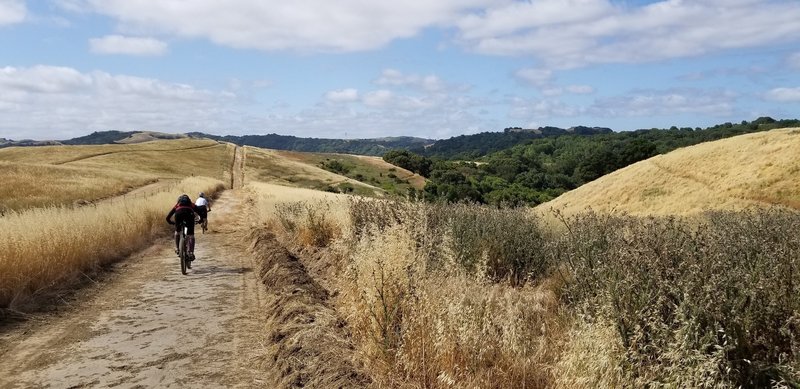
[166,194,199,261]
[195,192,211,225]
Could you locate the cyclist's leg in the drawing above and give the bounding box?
[174,225,181,252]
[186,222,196,257]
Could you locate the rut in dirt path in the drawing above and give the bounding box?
[0,190,270,388]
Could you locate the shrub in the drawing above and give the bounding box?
[553,209,800,387]
[275,201,341,247]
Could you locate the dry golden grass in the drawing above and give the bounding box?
[275,150,427,192]
[246,129,800,387]
[0,161,156,211]
[254,186,570,388]
[540,128,800,216]
[350,154,427,190]
[0,138,218,165]
[244,181,347,233]
[0,139,235,211]
[245,147,380,195]
[0,176,225,309]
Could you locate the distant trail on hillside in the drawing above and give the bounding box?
[230,146,245,189]
[53,144,223,165]
[0,191,270,387]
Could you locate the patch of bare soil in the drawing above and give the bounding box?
[0,190,270,388]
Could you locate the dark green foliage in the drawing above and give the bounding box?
[319,159,352,175]
[382,149,433,176]
[421,118,800,206]
[190,133,433,156]
[62,130,135,145]
[414,126,613,160]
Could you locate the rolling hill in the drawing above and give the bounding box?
[539,127,800,216]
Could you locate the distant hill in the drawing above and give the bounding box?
[417,117,800,206]
[0,138,62,148]
[189,132,433,156]
[413,126,613,159]
[61,131,185,145]
[61,131,136,145]
[539,127,800,216]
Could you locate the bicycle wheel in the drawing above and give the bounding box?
[179,230,188,275]
[202,219,208,234]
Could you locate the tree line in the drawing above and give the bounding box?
[384,117,800,206]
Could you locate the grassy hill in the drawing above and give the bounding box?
[0,138,234,211]
[539,127,800,215]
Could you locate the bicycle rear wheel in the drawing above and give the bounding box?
[179,231,188,275]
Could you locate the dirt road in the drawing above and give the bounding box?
[0,190,270,388]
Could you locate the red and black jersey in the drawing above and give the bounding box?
[166,203,199,224]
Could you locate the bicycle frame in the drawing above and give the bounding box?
[178,220,189,275]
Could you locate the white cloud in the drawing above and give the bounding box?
[89,35,168,56]
[590,89,736,117]
[764,87,800,102]
[362,89,394,107]
[508,97,581,120]
[0,65,498,140]
[68,0,504,52]
[566,85,594,94]
[0,65,92,93]
[0,65,232,139]
[457,0,800,69]
[375,69,451,92]
[0,0,26,25]
[325,88,360,103]
[514,68,552,87]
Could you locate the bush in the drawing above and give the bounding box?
[347,198,548,285]
[275,201,340,247]
[552,209,800,387]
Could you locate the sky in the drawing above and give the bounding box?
[1,0,799,141]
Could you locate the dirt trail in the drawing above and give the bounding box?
[0,190,270,388]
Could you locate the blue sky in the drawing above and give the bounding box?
[1,0,799,140]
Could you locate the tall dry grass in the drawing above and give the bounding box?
[0,161,156,212]
[265,190,800,388]
[0,176,225,310]
[266,194,565,388]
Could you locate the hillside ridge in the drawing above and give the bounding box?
[538,127,800,215]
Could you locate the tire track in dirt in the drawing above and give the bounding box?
[0,190,270,388]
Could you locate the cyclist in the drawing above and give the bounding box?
[166,194,199,261]
[195,192,211,227]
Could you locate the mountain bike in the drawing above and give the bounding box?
[178,220,192,275]
[199,213,208,234]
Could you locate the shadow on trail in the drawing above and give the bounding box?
[189,265,253,277]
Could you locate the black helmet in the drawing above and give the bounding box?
[178,193,191,205]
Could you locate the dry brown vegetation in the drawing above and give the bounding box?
[0,138,236,311]
[262,195,800,388]
[540,128,800,216]
[0,176,225,310]
[245,147,372,192]
[0,139,235,212]
[247,129,800,388]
